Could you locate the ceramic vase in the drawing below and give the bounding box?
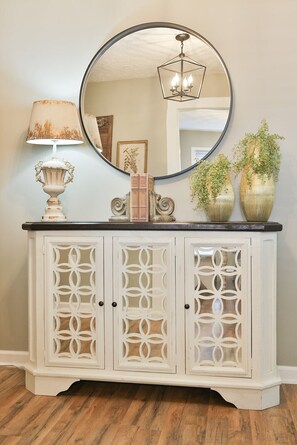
[240,173,275,222]
[206,177,235,222]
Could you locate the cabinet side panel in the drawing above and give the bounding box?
[28,234,36,365]
[251,234,279,382]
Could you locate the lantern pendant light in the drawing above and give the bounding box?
[157,33,206,102]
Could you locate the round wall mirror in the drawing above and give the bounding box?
[79,22,232,179]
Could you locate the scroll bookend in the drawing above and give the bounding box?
[149,192,176,222]
[109,193,130,222]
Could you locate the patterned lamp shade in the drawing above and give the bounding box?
[26,100,84,145]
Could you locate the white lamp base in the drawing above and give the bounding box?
[35,159,74,222]
[42,196,67,222]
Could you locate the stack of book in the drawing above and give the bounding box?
[130,173,154,222]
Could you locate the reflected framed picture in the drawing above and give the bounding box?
[116,140,148,174]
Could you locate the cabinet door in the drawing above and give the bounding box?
[113,237,176,373]
[44,236,104,368]
[185,238,251,377]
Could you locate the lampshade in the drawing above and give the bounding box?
[157,33,206,102]
[26,100,84,145]
[84,113,102,151]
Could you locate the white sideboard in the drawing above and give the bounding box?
[22,221,282,410]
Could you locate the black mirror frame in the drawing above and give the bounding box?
[79,22,233,180]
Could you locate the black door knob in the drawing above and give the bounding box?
[112,302,117,307]
[184,304,190,310]
[98,301,104,307]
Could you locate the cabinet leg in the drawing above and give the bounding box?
[25,371,79,396]
[211,385,280,410]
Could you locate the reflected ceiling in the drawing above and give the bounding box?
[88,28,224,83]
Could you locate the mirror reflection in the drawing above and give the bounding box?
[80,23,232,179]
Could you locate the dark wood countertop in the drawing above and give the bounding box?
[22,221,283,232]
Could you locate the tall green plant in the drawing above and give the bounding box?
[190,154,232,210]
[233,120,284,184]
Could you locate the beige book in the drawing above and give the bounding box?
[138,174,154,222]
[130,174,140,222]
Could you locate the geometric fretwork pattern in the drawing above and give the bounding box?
[119,244,169,366]
[50,244,97,363]
[193,246,243,368]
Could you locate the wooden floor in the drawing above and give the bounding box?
[0,367,297,445]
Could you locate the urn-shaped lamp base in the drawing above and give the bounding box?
[35,158,74,222]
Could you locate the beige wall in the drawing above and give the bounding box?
[85,77,167,175]
[201,72,230,98]
[0,0,296,366]
[180,130,221,169]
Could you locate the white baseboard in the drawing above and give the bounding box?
[278,366,297,384]
[0,350,29,368]
[1,351,297,384]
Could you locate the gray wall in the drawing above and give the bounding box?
[0,0,296,366]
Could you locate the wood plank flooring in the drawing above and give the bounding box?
[0,367,297,445]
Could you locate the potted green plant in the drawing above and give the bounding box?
[233,120,284,222]
[190,154,234,222]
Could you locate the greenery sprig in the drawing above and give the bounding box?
[190,154,232,210]
[233,119,284,184]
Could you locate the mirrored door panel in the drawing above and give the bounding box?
[113,237,176,373]
[45,237,104,368]
[185,239,251,377]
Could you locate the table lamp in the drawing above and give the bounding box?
[26,100,84,221]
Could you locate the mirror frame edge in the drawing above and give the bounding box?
[79,21,233,180]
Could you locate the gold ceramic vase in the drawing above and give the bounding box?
[240,173,275,222]
[206,177,235,222]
